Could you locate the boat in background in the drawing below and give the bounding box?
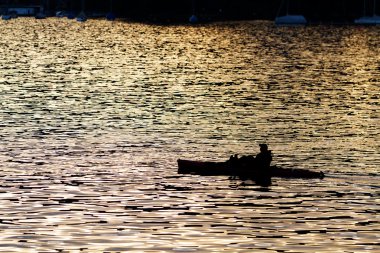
[1,10,18,20]
[275,0,307,26]
[76,11,87,22]
[355,16,380,24]
[1,14,12,20]
[189,14,198,24]
[35,12,47,19]
[77,0,87,22]
[77,16,87,22]
[275,15,307,26]
[106,0,116,21]
[67,12,75,19]
[355,0,380,24]
[106,12,116,21]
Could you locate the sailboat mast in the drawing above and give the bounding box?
[374,0,376,16]
[276,0,285,17]
[286,0,290,15]
[192,0,196,15]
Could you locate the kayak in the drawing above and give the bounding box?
[177,159,324,179]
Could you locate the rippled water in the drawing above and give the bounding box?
[0,18,379,252]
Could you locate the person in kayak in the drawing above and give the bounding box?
[255,144,272,169]
[227,144,271,183]
[254,144,272,186]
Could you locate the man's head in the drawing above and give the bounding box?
[259,144,268,152]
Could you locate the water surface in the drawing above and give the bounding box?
[0,18,379,252]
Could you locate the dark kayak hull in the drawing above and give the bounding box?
[177,159,324,179]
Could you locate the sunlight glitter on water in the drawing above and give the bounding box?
[0,18,379,252]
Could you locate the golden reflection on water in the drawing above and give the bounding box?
[0,18,379,252]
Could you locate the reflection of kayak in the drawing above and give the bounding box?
[177,159,325,179]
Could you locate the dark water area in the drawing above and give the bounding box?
[0,18,379,252]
